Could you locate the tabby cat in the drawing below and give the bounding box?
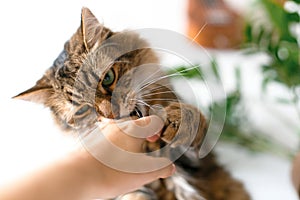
[14,8,250,200]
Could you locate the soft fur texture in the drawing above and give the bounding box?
[15,8,250,200]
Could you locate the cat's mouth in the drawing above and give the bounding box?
[129,107,144,118]
[97,107,143,122]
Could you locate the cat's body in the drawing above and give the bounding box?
[15,8,250,200]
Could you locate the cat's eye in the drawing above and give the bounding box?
[74,104,91,117]
[102,69,115,87]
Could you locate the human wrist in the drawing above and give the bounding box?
[69,148,106,199]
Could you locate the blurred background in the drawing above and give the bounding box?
[0,0,299,199]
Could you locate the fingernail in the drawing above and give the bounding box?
[159,164,176,179]
[171,164,176,175]
[146,133,160,142]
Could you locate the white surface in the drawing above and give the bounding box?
[0,0,298,199]
[216,143,297,200]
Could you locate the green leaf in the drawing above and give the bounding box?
[292,0,300,4]
[235,67,242,92]
[261,0,295,40]
[210,59,220,79]
[287,12,300,22]
[256,26,265,45]
[244,22,253,43]
[166,65,203,79]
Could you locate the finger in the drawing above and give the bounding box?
[107,163,176,198]
[154,163,176,179]
[138,163,176,182]
[146,133,161,142]
[84,129,174,173]
[93,116,163,153]
[117,115,164,139]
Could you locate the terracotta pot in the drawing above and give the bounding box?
[187,0,244,49]
[292,152,300,197]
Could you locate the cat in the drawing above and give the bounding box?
[14,7,250,200]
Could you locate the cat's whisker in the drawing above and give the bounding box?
[136,102,163,113]
[136,102,150,109]
[133,67,163,92]
[133,70,175,93]
[113,60,131,64]
[143,98,179,102]
[132,107,143,118]
[140,90,175,98]
[134,97,180,108]
[189,22,207,45]
[136,82,173,98]
[132,99,153,109]
[137,75,172,92]
[137,65,200,92]
[140,82,174,94]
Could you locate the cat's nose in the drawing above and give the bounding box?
[105,113,114,118]
[97,99,114,119]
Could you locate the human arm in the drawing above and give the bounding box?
[0,115,175,200]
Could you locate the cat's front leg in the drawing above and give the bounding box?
[160,102,207,149]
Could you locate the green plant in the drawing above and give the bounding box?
[244,0,300,119]
[167,64,294,158]
[167,0,299,158]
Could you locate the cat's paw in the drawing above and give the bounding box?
[161,102,206,148]
[161,102,181,144]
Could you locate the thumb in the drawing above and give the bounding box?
[141,162,176,183]
[156,163,176,179]
[117,115,164,139]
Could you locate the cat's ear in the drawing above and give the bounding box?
[13,75,53,104]
[80,7,111,51]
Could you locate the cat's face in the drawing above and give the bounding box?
[14,8,171,132]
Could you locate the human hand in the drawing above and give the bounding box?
[81,115,176,199]
[0,116,175,200]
